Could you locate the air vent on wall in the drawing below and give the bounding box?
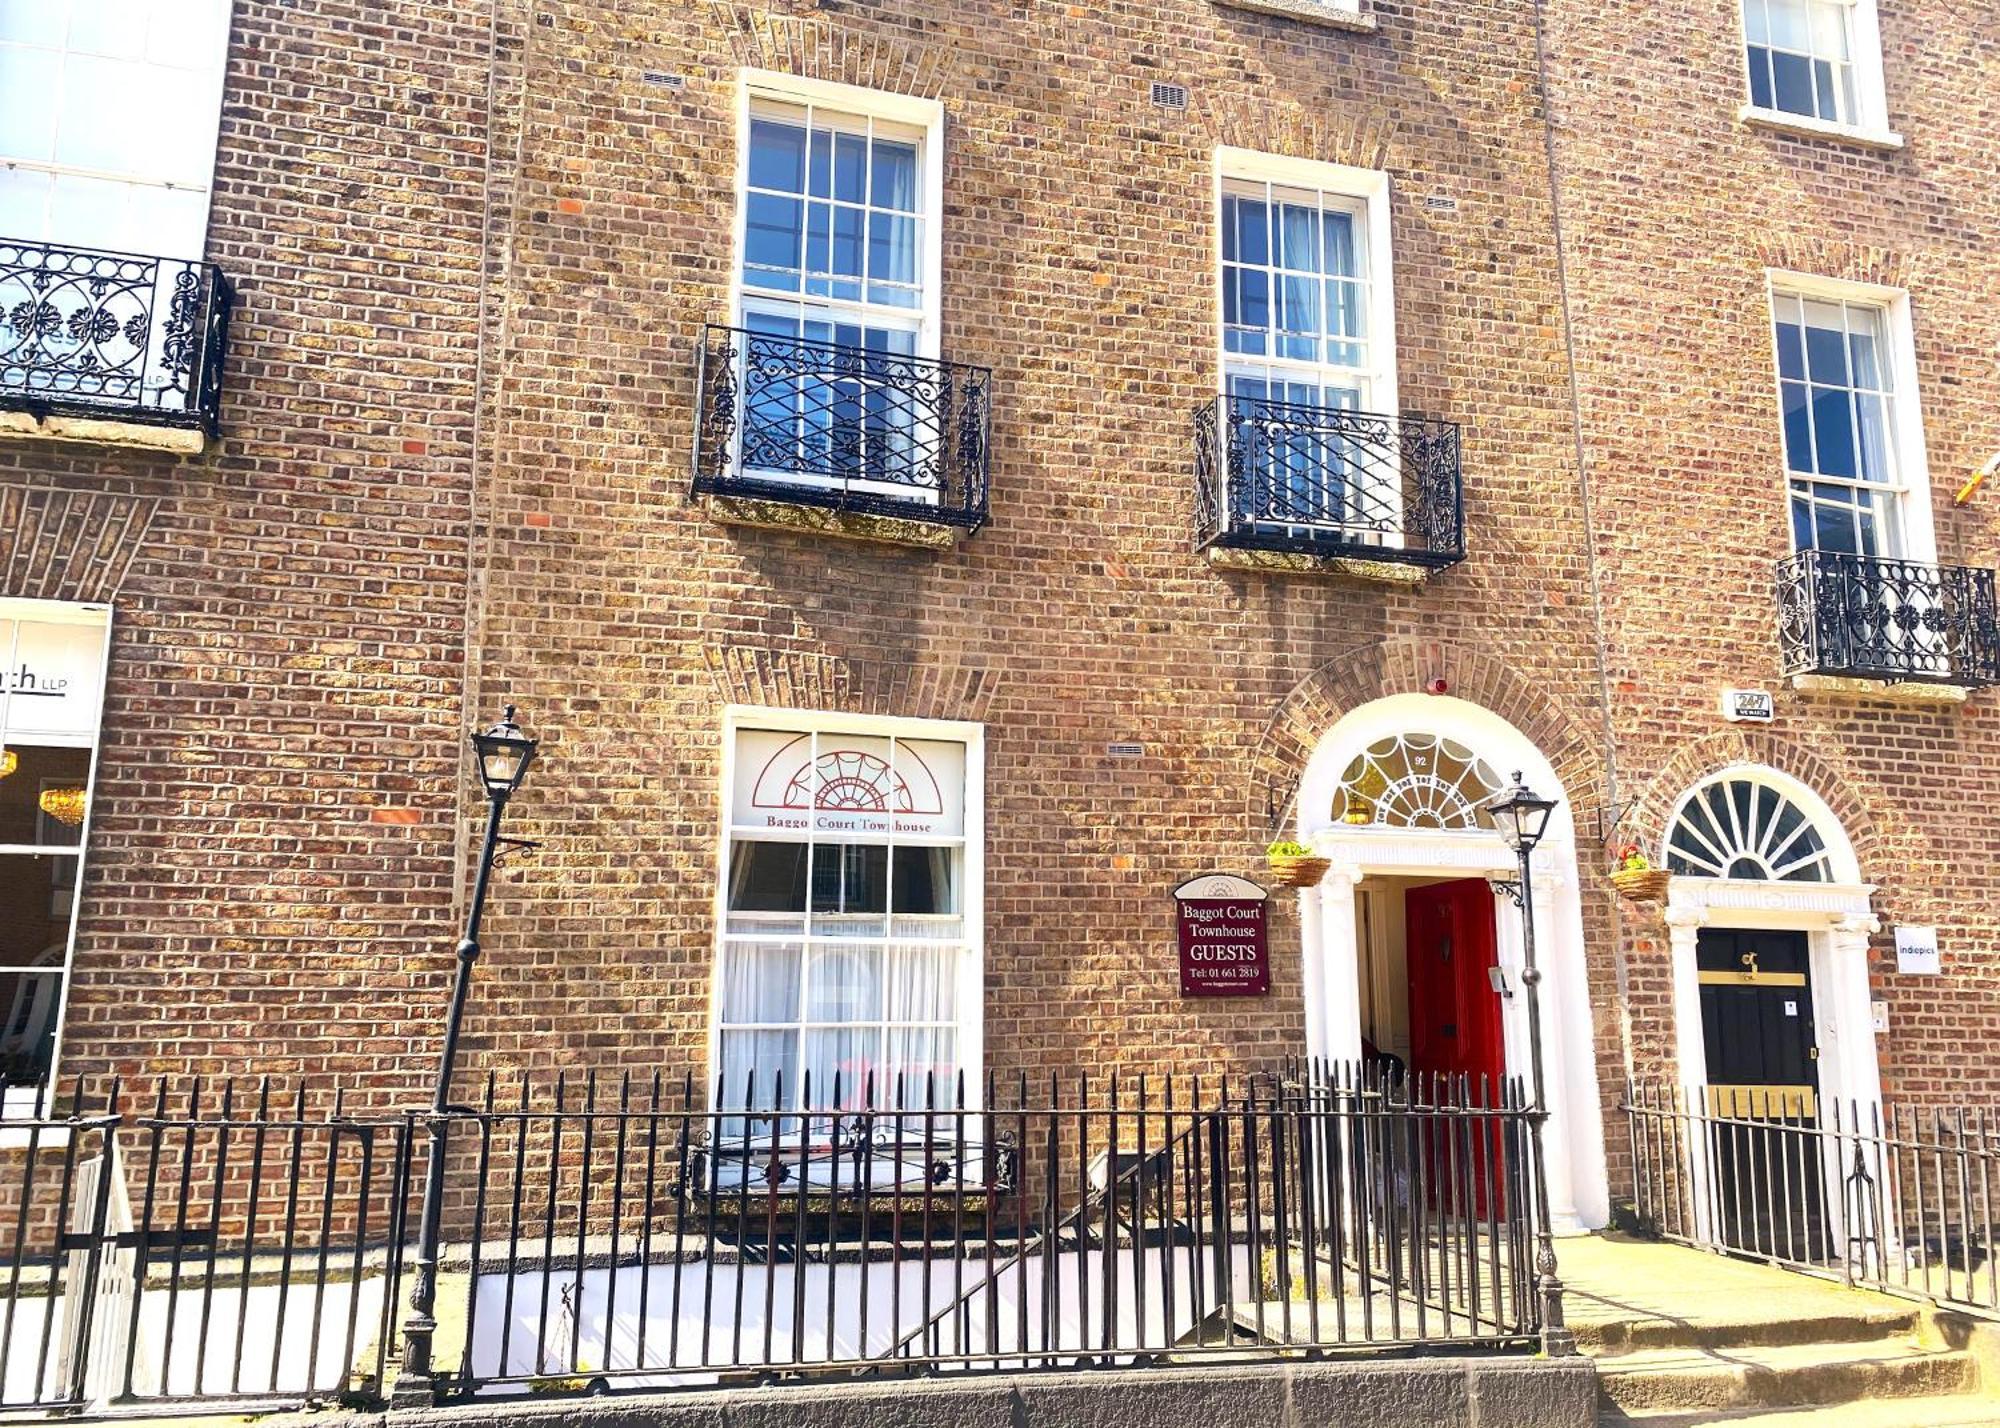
[1108,742,1146,758]
[1150,82,1189,111]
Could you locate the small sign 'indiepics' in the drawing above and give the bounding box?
[1173,873,1270,997]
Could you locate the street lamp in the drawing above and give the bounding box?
[397,706,540,1403]
[1483,771,1576,1357]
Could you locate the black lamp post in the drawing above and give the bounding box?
[1484,770,1576,1358]
[397,706,538,1403]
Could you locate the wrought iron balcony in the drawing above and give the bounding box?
[1193,395,1464,569]
[693,324,991,531]
[1777,550,2000,687]
[0,237,233,437]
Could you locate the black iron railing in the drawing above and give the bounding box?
[0,1063,1545,1413]
[0,238,233,435]
[1193,395,1464,568]
[1777,550,2000,687]
[692,324,991,530]
[1624,1081,2000,1315]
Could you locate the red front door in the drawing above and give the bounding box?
[1404,877,1505,1092]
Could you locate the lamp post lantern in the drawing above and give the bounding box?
[1484,770,1576,1358]
[397,706,539,1403]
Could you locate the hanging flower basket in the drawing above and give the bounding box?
[1611,867,1672,904]
[1267,852,1332,889]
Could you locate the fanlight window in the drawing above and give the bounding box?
[1665,776,1834,882]
[1332,733,1505,830]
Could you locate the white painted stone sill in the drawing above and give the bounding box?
[1212,0,1377,33]
[1738,104,1904,152]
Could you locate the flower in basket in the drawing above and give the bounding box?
[1614,842,1651,873]
[1267,839,1313,859]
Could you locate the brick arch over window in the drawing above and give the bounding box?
[1621,730,1884,884]
[1193,96,1398,172]
[1250,639,1601,835]
[703,645,1003,725]
[705,4,958,99]
[1752,239,1918,291]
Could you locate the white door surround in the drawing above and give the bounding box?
[1658,765,1881,1247]
[1293,693,1610,1232]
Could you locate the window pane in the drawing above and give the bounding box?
[1234,197,1268,266]
[1854,392,1892,483]
[870,138,917,211]
[748,117,806,192]
[883,1027,957,1103]
[887,946,957,1023]
[1802,305,1849,381]
[891,845,959,915]
[719,941,801,1024]
[802,1025,876,1108]
[0,853,77,965]
[1765,0,1811,51]
[0,970,63,1090]
[1774,319,1805,380]
[804,945,882,1022]
[717,1029,797,1109]
[743,192,803,288]
[1277,201,1320,274]
[727,840,807,912]
[1812,59,1838,120]
[1809,0,1849,59]
[1322,210,1359,278]
[866,211,916,288]
[1771,50,1816,116]
[1747,46,1775,109]
[810,841,887,917]
[0,746,89,846]
[830,202,865,281]
[0,41,60,161]
[1810,386,1857,478]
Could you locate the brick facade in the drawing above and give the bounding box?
[0,0,1991,1213]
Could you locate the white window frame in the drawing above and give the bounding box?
[0,1,234,258]
[727,72,947,507]
[710,705,986,1121]
[0,597,113,1120]
[1763,269,1937,564]
[731,71,945,360]
[1212,148,1398,417]
[1736,0,1899,148]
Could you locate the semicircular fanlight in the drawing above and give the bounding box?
[1665,776,1833,882]
[1332,732,1506,831]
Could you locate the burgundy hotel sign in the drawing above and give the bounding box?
[1173,873,1270,997]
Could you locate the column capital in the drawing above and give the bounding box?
[1663,905,1707,931]
[1831,912,1881,940]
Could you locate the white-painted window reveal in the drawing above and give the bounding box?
[0,0,233,257]
[1331,732,1505,831]
[717,719,978,1126]
[1664,776,1834,882]
[0,600,112,1109]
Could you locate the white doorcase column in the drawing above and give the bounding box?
[1315,869,1364,1068]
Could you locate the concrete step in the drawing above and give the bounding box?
[1601,1390,2000,1427]
[1575,1301,1920,1355]
[1597,1338,1980,1413]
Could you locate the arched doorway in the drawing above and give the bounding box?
[1294,694,1609,1231]
[1657,765,1880,1251]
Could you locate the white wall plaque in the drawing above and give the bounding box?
[1894,925,1940,976]
[1721,689,1775,722]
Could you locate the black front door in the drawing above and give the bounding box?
[1697,928,1828,1261]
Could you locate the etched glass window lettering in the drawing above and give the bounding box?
[1773,293,1903,558]
[738,97,929,489]
[1744,0,1858,125]
[1332,732,1505,831]
[1665,776,1834,882]
[718,726,970,1124]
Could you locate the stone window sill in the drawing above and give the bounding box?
[1789,674,1968,705]
[1211,0,1376,33]
[1739,105,1904,153]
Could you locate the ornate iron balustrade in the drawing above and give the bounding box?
[0,237,233,435]
[1194,395,1465,568]
[1776,550,2000,687]
[693,324,991,530]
